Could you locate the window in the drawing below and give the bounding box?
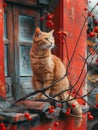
[4,4,40,100]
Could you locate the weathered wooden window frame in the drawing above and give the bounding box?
[4,4,41,100]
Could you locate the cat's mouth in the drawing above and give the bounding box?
[41,43,54,49]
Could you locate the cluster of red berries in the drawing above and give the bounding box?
[48,105,55,114]
[24,112,32,121]
[46,13,54,28]
[84,6,95,18]
[0,123,6,130]
[65,108,71,116]
[40,13,54,29]
[87,112,94,120]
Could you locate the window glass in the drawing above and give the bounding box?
[19,15,35,42]
[20,45,32,76]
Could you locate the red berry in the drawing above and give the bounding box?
[84,7,88,11]
[46,20,54,28]
[72,104,76,108]
[96,103,98,108]
[3,3,7,8]
[1,126,6,130]
[82,102,86,105]
[40,17,45,21]
[89,32,95,38]
[27,116,32,121]
[67,108,71,112]
[87,112,91,115]
[49,109,55,114]
[58,104,62,108]
[47,15,52,20]
[90,48,93,51]
[88,115,94,120]
[48,105,54,110]
[65,111,70,116]
[54,122,59,127]
[92,14,95,18]
[93,26,98,33]
[96,59,98,63]
[94,20,98,24]
[88,12,91,16]
[24,112,30,118]
[0,123,5,127]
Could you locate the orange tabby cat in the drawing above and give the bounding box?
[30,27,82,127]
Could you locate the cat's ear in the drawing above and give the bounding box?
[49,29,54,35]
[34,27,42,37]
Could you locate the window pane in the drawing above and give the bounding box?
[19,15,35,42]
[4,45,8,76]
[4,13,7,39]
[20,46,32,76]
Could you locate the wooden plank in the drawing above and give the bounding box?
[17,100,50,113]
[12,5,21,100]
[0,112,39,123]
[5,0,37,6]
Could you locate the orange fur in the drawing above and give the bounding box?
[30,27,82,127]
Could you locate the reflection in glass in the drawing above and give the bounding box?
[4,45,8,76]
[19,15,35,42]
[20,46,32,76]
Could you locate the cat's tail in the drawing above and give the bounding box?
[66,94,82,127]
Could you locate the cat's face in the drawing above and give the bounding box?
[33,27,54,50]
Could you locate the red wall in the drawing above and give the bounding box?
[0,0,87,129]
[53,0,87,130]
[0,0,6,99]
[5,114,86,130]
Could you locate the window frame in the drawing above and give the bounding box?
[4,4,40,100]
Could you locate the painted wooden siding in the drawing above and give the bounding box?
[0,0,6,99]
[53,0,87,130]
